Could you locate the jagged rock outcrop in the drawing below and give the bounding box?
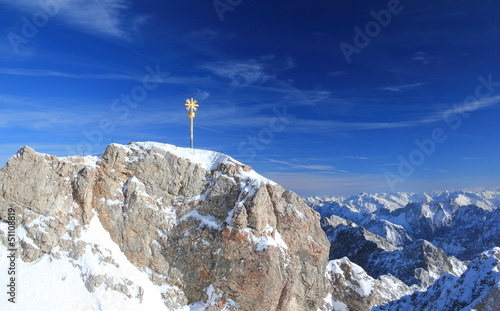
[0,142,330,310]
[322,257,412,311]
[365,239,466,289]
[321,214,466,290]
[374,248,500,311]
[321,215,400,266]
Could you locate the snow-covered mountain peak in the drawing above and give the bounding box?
[0,142,329,310]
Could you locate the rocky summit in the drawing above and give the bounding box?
[0,142,329,310]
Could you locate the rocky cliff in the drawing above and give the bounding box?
[0,142,330,310]
[323,257,412,311]
[321,215,466,290]
[373,247,500,311]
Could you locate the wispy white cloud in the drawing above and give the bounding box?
[0,67,212,86]
[284,95,500,132]
[283,57,297,70]
[185,28,235,41]
[0,91,198,133]
[202,55,299,87]
[382,83,424,92]
[61,0,132,38]
[342,156,371,160]
[0,101,186,131]
[0,0,144,40]
[0,108,95,129]
[411,51,441,65]
[423,168,449,174]
[306,89,331,103]
[267,158,346,173]
[264,171,389,197]
[0,67,144,81]
[461,157,486,161]
[183,90,500,136]
[370,163,399,167]
[266,171,500,197]
[286,118,423,132]
[202,59,272,86]
[442,94,500,117]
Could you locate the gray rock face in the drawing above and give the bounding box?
[365,239,466,289]
[322,216,400,266]
[323,257,412,311]
[321,215,466,290]
[0,142,329,310]
[374,248,500,311]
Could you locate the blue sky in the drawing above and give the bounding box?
[1,0,500,196]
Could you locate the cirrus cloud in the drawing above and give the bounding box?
[0,0,146,40]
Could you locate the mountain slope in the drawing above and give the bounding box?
[373,248,500,311]
[308,190,499,310]
[0,142,330,310]
[321,215,466,289]
[323,257,412,311]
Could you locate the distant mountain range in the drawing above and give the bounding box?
[306,190,500,310]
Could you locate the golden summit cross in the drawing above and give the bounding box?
[185,98,198,148]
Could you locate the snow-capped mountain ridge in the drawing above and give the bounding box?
[321,214,467,291]
[307,190,500,260]
[308,188,499,310]
[374,247,500,311]
[307,189,500,214]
